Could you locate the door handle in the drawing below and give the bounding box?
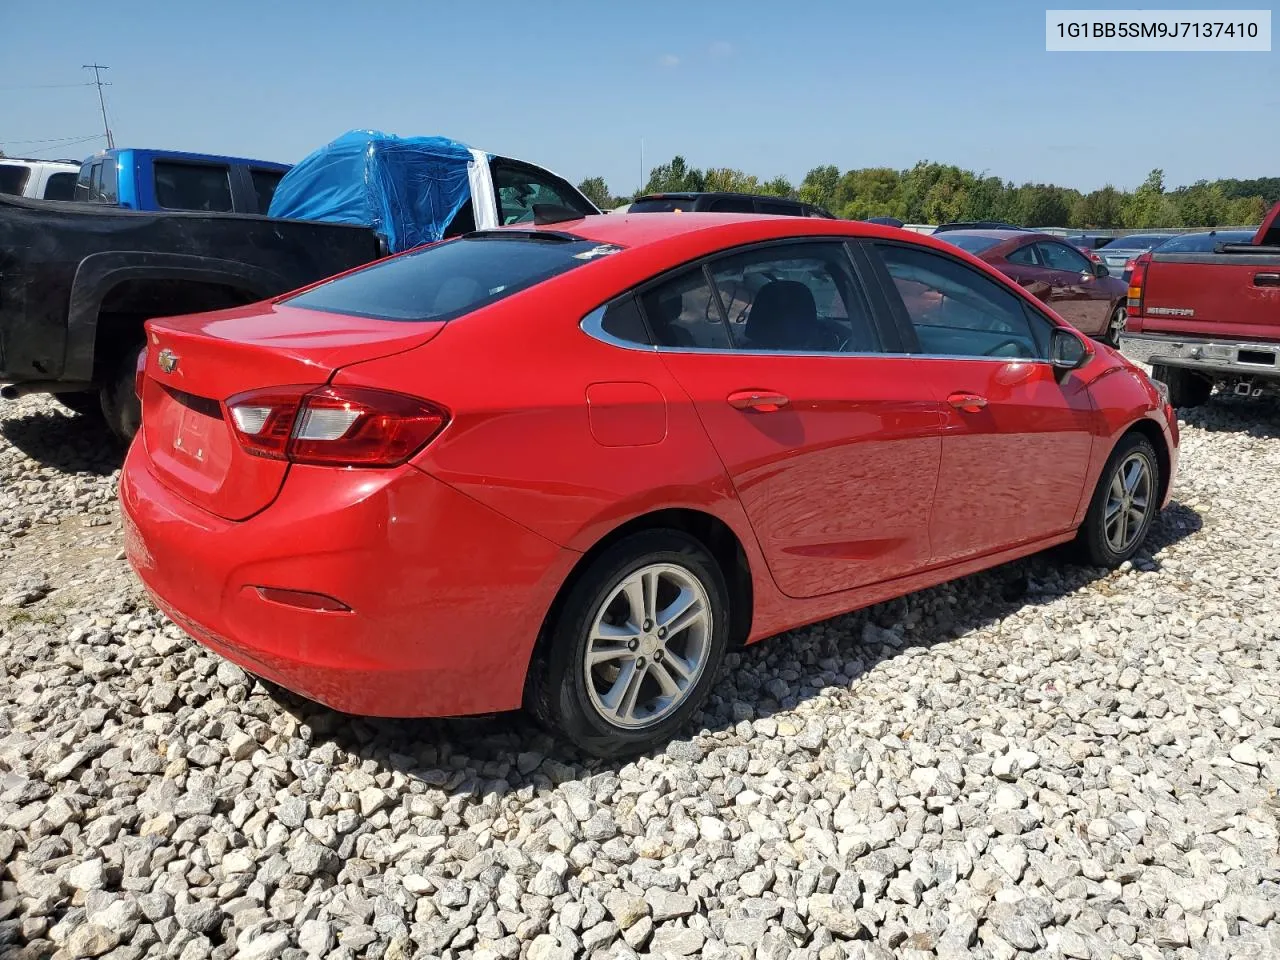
[727,390,790,412]
[1255,273,1280,287]
[947,392,988,413]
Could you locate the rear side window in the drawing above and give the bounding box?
[154,161,233,211]
[94,160,118,203]
[286,234,619,322]
[0,165,31,196]
[629,198,694,213]
[639,268,732,349]
[599,296,651,345]
[74,165,92,201]
[757,199,801,216]
[708,196,755,213]
[1006,244,1039,266]
[250,168,285,214]
[43,172,77,201]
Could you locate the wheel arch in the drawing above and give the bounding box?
[524,507,756,702]
[65,253,286,383]
[1123,416,1173,509]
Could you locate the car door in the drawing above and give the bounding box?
[640,240,944,599]
[1035,240,1110,336]
[868,241,1097,566]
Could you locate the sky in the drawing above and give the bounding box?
[3,0,1277,195]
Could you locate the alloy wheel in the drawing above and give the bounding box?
[1104,452,1152,553]
[583,563,712,729]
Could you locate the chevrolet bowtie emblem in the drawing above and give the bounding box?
[157,348,179,374]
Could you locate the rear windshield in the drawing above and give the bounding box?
[1102,234,1171,249]
[1154,231,1255,253]
[937,233,1002,254]
[629,198,694,213]
[285,233,622,322]
[0,165,31,196]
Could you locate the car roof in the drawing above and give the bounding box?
[937,228,1036,242]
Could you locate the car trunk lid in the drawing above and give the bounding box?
[141,302,445,520]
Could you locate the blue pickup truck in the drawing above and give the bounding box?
[73,148,291,214]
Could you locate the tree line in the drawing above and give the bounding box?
[577,158,1278,229]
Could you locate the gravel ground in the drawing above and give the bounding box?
[1,392,1277,960]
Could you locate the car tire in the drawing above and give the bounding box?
[1076,432,1161,568]
[1151,363,1212,408]
[1102,306,1126,347]
[100,343,143,445]
[56,390,104,418]
[527,529,731,758]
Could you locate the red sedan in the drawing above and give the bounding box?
[120,213,1178,756]
[937,229,1130,346]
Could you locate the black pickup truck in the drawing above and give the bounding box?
[0,148,601,441]
[0,196,384,440]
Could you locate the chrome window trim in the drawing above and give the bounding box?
[581,306,1052,364]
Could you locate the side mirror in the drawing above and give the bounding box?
[1093,262,1110,278]
[1049,327,1090,371]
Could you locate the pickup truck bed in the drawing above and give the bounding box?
[0,195,384,437]
[1121,202,1280,406]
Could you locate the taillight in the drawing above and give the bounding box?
[1124,258,1136,274]
[1127,252,1150,315]
[226,385,448,467]
[135,345,148,399]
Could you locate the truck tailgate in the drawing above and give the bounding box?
[1136,255,1280,341]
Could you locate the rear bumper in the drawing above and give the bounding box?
[1119,332,1280,380]
[119,440,578,717]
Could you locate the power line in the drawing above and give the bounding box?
[0,81,95,90]
[2,134,99,146]
[82,64,114,150]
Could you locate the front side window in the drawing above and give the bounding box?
[287,233,611,323]
[639,268,732,349]
[43,172,77,201]
[876,243,1046,360]
[1036,241,1091,273]
[491,160,593,225]
[708,243,878,353]
[154,161,233,212]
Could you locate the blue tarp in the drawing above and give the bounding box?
[268,130,474,253]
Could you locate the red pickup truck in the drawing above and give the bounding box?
[1121,201,1280,406]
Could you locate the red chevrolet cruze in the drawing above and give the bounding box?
[120,213,1178,756]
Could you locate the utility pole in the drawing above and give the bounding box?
[82,63,114,149]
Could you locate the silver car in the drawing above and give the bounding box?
[1097,233,1177,280]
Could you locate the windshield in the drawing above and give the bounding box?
[0,165,31,196]
[1154,231,1255,253]
[937,234,1002,254]
[1102,234,1171,249]
[286,234,623,322]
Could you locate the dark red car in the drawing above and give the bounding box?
[938,229,1129,345]
[120,213,1178,756]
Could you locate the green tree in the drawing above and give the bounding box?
[1173,181,1227,227]
[1071,186,1124,228]
[760,175,795,198]
[1223,195,1267,226]
[798,165,840,212]
[643,155,705,194]
[577,176,615,210]
[835,167,902,220]
[1010,184,1072,227]
[1123,169,1178,228]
